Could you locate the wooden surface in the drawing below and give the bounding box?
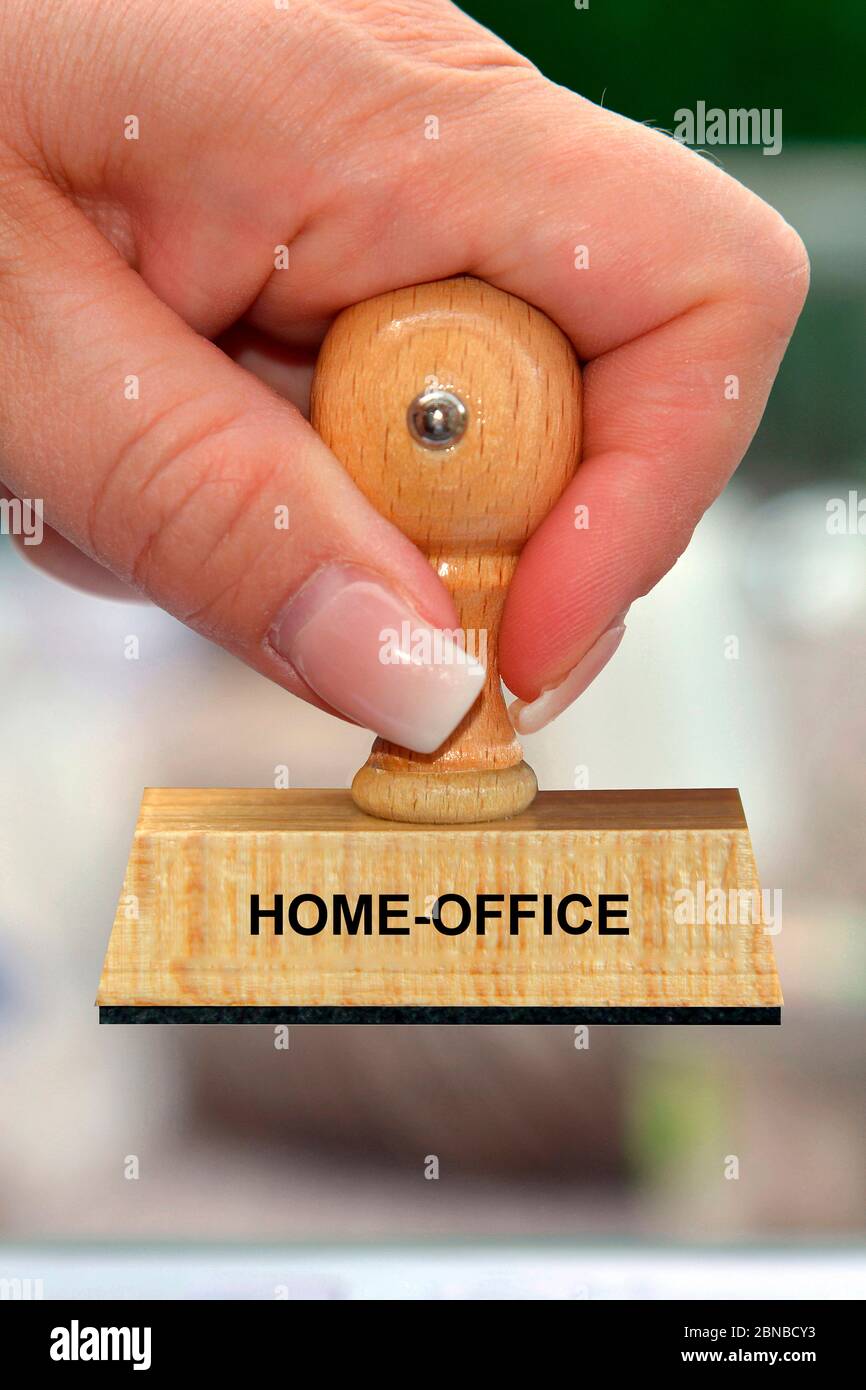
[311,277,581,823]
[98,788,782,1011]
[129,786,749,833]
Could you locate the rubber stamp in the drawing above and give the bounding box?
[97,279,781,1023]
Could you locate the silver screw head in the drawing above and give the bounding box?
[407,388,468,450]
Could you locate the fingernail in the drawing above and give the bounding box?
[509,621,626,735]
[269,564,486,754]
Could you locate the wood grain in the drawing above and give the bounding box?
[98,789,782,1010]
[311,277,581,823]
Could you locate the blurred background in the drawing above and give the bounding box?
[1,0,864,1295]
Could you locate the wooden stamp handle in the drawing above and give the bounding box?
[311,277,581,823]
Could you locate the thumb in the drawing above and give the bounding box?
[0,171,485,754]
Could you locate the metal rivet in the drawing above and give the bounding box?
[407,389,468,450]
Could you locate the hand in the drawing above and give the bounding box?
[0,0,808,749]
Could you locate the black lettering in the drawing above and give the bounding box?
[476,894,504,936]
[379,894,411,935]
[543,893,553,935]
[288,893,327,935]
[509,894,537,936]
[557,894,592,935]
[333,894,373,936]
[599,893,629,935]
[432,893,471,936]
[250,893,283,936]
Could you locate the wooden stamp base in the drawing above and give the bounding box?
[97,788,782,1022]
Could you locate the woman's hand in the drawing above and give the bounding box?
[0,0,808,747]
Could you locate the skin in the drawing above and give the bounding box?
[0,0,809,723]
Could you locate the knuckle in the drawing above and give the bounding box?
[89,396,287,624]
[732,198,811,333]
[750,203,810,306]
[338,0,536,77]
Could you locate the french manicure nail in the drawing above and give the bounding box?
[509,622,626,735]
[269,564,486,754]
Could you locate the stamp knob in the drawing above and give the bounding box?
[311,277,581,823]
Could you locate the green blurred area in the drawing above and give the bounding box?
[626,1059,728,1189]
[463,0,866,141]
[463,1,866,485]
